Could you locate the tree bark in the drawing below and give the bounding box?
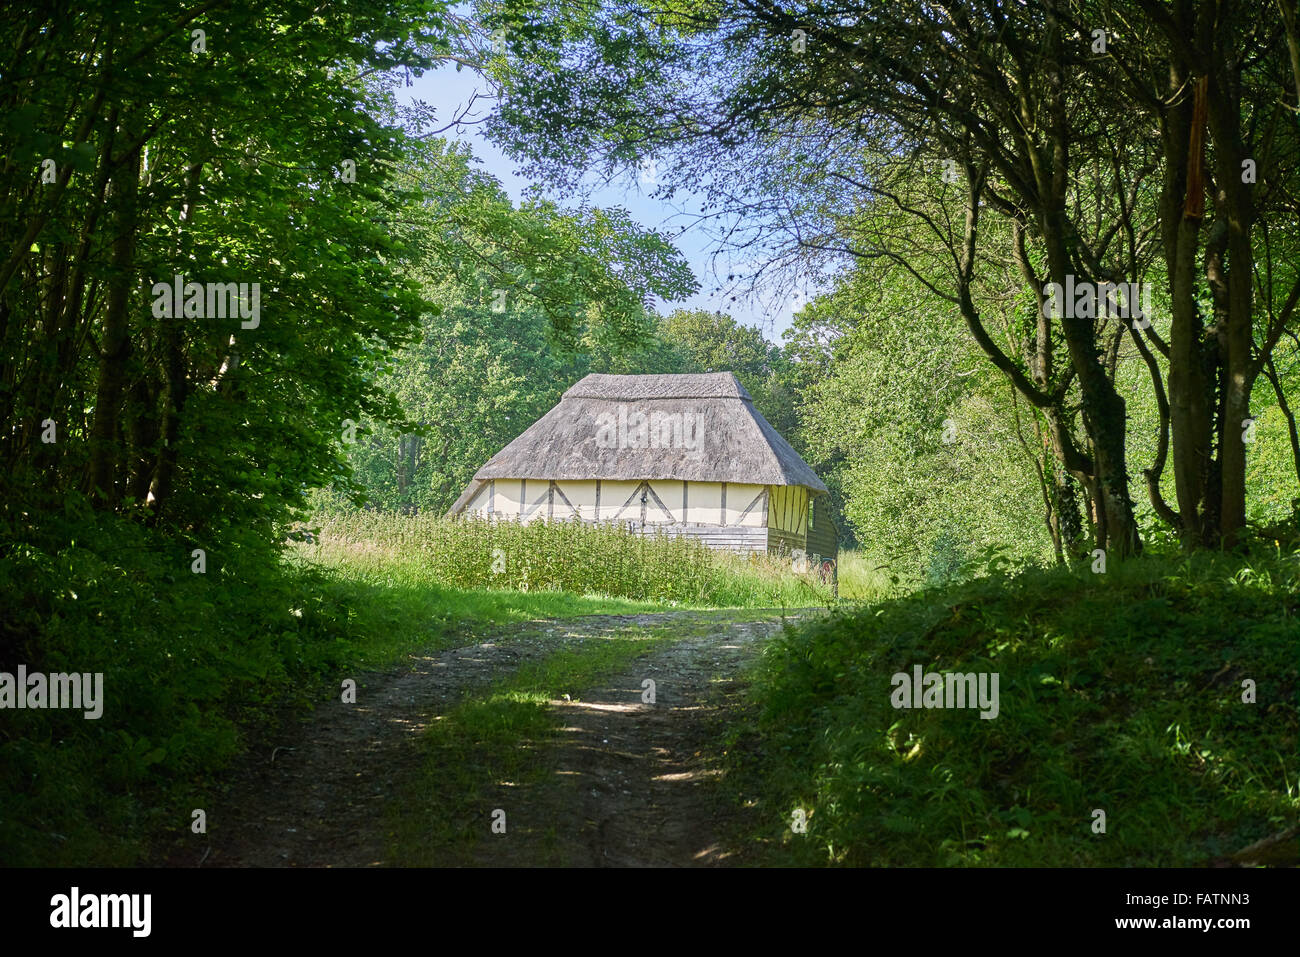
[1164,75,1214,547]
[150,151,205,517]
[85,111,141,505]
[1206,57,1255,545]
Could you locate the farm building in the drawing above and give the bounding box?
[446,372,838,572]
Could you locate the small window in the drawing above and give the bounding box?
[808,498,815,531]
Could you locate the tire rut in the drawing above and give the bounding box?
[468,618,798,867]
[164,610,812,867]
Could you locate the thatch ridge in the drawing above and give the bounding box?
[564,372,753,402]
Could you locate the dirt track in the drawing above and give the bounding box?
[177,610,811,867]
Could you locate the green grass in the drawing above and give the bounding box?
[303,510,840,608]
[2,497,830,867]
[387,624,679,866]
[0,501,865,867]
[0,512,662,866]
[834,548,899,602]
[728,546,1300,865]
[284,531,666,668]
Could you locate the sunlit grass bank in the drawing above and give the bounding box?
[731,547,1300,866]
[298,510,844,609]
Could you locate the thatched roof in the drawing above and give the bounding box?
[447,373,827,515]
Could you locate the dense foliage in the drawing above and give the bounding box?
[737,545,1300,865]
[0,2,698,865]
[484,0,1300,555]
[4,1,1298,872]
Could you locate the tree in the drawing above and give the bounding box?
[794,252,1061,576]
[659,308,799,439]
[482,0,1300,554]
[326,140,696,513]
[0,0,447,547]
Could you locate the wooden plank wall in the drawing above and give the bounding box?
[640,522,767,553]
[767,526,804,555]
[807,494,839,563]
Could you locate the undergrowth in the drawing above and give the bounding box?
[730,545,1300,866]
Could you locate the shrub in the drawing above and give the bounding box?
[738,546,1300,866]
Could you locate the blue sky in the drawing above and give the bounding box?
[396,64,804,344]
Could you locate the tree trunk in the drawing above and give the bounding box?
[85,113,140,505]
[150,153,204,517]
[1206,60,1255,545]
[1164,77,1215,548]
[1038,13,1139,556]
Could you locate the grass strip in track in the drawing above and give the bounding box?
[387,625,679,865]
